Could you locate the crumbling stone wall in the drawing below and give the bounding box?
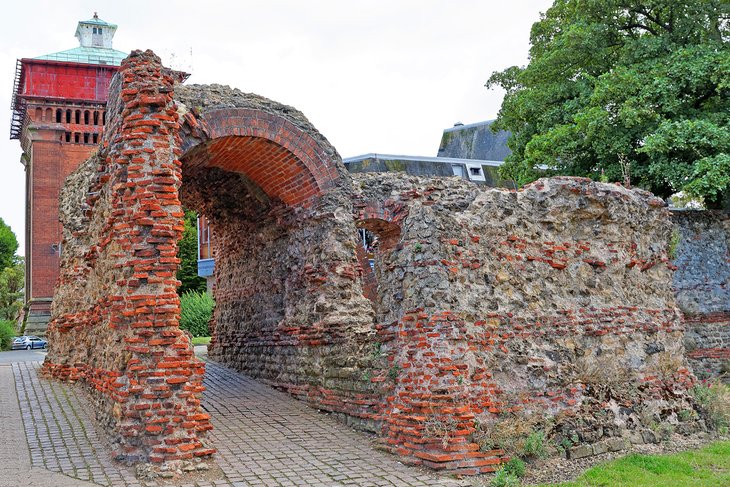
[172,84,382,428]
[45,49,705,475]
[673,210,730,380]
[44,51,214,463]
[353,174,700,473]
[45,51,383,464]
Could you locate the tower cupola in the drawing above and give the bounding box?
[75,12,117,49]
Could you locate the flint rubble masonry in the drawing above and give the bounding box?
[45,50,705,473]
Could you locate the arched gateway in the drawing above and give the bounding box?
[43,50,377,463]
[42,50,701,476]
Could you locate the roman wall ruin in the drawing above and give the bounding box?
[44,50,721,474]
[673,211,730,380]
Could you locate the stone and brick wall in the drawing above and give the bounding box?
[44,51,213,463]
[172,83,384,431]
[45,52,382,464]
[672,210,730,380]
[45,49,707,474]
[352,174,700,473]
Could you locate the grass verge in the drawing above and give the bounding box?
[191,336,211,346]
[537,440,730,487]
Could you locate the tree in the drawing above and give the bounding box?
[0,218,18,270]
[177,209,207,295]
[487,0,730,207]
[0,257,24,321]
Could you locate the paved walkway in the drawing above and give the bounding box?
[204,361,456,487]
[0,362,99,487]
[2,356,464,487]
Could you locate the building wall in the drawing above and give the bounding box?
[17,60,115,332]
[24,121,100,329]
[22,61,115,101]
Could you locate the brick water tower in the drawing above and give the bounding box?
[10,14,127,334]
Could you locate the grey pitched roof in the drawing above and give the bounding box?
[437,120,511,161]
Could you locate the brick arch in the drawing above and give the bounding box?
[354,199,406,251]
[178,107,344,208]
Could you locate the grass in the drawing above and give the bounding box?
[537,440,730,487]
[191,336,211,346]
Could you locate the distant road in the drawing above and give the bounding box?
[0,349,46,364]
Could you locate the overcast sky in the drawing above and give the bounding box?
[0,0,552,254]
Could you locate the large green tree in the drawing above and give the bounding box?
[0,218,18,270]
[487,0,730,206]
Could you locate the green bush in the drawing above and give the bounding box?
[179,291,214,337]
[692,382,730,432]
[503,457,526,478]
[0,319,16,351]
[491,466,520,487]
[523,430,547,459]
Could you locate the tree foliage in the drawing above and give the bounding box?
[487,0,730,206]
[0,218,18,271]
[0,257,24,321]
[177,209,207,295]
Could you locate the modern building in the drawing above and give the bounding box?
[10,14,127,333]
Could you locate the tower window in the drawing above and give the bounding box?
[56,109,62,123]
[66,109,71,123]
[83,133,89,144]
[65,132,71,143]
[93,111,99,125]
[93,27,97,34]
[92,133,98,144]
[84,111,90,125]
[75,110,80,124]
[74,133,80,143]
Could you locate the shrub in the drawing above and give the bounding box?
[0,319,16,351]
[523,430,547,459]
[179,291,214,337]
[692,382,730,432]
[472,416,538,455]
[503,457,526,478]
[491,467,520,487]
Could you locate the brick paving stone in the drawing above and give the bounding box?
[6,360,471,486]
[12,362,143,487]
[202,361,462,486]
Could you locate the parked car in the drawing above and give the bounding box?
[11,336,48,351]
